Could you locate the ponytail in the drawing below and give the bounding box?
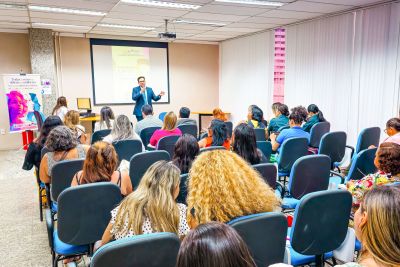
[307,104,326,122]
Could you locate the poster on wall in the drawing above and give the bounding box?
[2,74,44,133]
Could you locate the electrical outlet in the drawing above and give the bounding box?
[0,129,5,135]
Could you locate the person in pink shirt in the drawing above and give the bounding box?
[149,111,182,147]
[383,118,400,145]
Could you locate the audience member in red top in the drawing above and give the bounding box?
[198,119,230,150]
[149,111,182,147]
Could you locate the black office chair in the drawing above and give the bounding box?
[37,146,51,221]
[277,137,308,177]
[256,141,272,161]
[253,163,277,189]
[199,146,226,153]
[319,131,347,170]
[91,129,111,144]
[47,183,122,267]
[157,135,180,158]
[176,173,189,204]
[225,121,233,138]
[177,124,197,138]
[278,125,290,132]
[129,151,171,189]
[228,212,287,267]
[112,139,143,162]
[91,233,180,267]
[140,127,161,148]
[309,122,330,148]
[288,190,352,266]
[280,155,331,210]
[254,128,267,141]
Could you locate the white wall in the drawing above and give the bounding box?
[219,31,274,124]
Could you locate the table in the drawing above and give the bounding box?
[192,111,231,133]
[80,115,100,133]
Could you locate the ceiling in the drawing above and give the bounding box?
[0,0,389,42]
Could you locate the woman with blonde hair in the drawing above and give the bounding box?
[187,149,280,226]
[64,110,87,143]
[149,111,182,147]
[71,141,132,196]
[337,186,400,267]
[100,161,190,246]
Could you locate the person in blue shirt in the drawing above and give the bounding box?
[270,106,310,152]
[132,76,165,122]
[302,104,327,132]
[267,102,289,138]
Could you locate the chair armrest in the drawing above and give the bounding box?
[346,145,355,159]
[45,209,54,249]
[330,170,345,184]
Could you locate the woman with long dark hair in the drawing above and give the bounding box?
[94,106,115,131]
[302,104,326,132]
[198,119,230,150]
[52,96,68,121]
[172,134,200,174]
[232,123,267,165]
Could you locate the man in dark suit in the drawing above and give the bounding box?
[132,76,165,121]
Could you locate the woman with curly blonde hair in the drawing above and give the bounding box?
[187,150,280,226]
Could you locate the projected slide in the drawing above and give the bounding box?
[90,39,170,105]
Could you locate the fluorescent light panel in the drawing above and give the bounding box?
[215,0,284,7]
[174,19,226,27]
[0,3,26,10]
[121,0,201,9]
[98,23,154,30]
[32,22,90,29]
[29,5,106,16]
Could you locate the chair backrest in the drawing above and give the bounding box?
[225,121,233,138]
[309,122,330,148]
[159,112,167,122]
[33,110,44,130]
[278,125,290,132]
[129,151,171,189]
[51,159,85,201]
[355,127,380,154]
[288,155,331,200]
[41,146,50,159]
[278,137,308,174]
[228,212,288,267]
[177,124,197,138]
[91,129,111,144]
[254,128,267,141]
[346,147,377,181]
[199,146,226,153]
[256,141,272,161]
[91,233,180,267]
[176,173,189,204]
[157,135,180,158]
[290,190,352,256]
[57,183,122,245]
[253,163,277,189]
[140,127,161,147]
[112,139,143,162]
[319,131,347,169]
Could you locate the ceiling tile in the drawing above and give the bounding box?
[278,1,354,13]
[240,16,299,24]
[0,9,28,17]
[27,0,117,12]
[212,26,260,33]
[106,11,177,22]
[99,17,163,27]
[304,0,382,6]
[0,15,29,22]
[196,3,270,16]
[30,17,97,26]
[258,9,323,19]
[182,12,249,22]
[29,11,103,22]
[111,3,189,17]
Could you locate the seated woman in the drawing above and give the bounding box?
[270,106,310,153]
[247,105,266,129]
[103,115,144,150]
[149,111,182,147]
[233,123,268,165]
[213,107,228,121]
[198,119,230,150]
[39,126,89,184]
[100,161,190,246]
[52,96,68,121]
[187,150,280,227]
[346,142,400,205]
[267,102,289,137]
[337,186,400,267]
[23,116,63,170]
[64,110,87,144]
[172,134,200,174]
[94,106,115,132]
[302,104,326,132]
[71,141,132,196]
[176,222,256,267]
[383,117,400,145]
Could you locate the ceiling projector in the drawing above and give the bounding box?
[158,19,176,41]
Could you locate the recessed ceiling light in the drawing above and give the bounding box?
[0,3,26,10]
[174,19,226,27]
[32,22,91,29]
[97,23,154,30]
[121,0,201,9]
[215,0,284,7]
[29,5,106,16]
